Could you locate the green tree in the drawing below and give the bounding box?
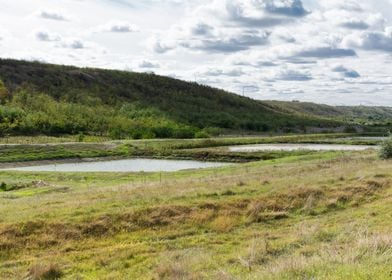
[380,136,392,159]
[0,79,10,104]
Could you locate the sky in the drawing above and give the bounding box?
[0,0,391,106]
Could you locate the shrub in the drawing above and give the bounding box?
[202,127,221,136]
[379,137,392,159]
[77,131,85,142]
[28,263,63,280]
[194,131,210,139]
[344,125,358,133]
[0,79,10,104]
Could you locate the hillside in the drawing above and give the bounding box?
[0,59,388,138]
[265,101,392,124]
[0,59,341,138]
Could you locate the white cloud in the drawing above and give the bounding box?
[321,0,364,12]
[36,9,69,21]
[331,65,361,78]
[98,21,139,33]
[272,68,312,81]
[207,0,309,26]
[294,46,357,58]
[342,28,392,52]
[322,5,385,31]
[201,67,245,77]
[339,18,370,30]
[138,60,160,68]
[59,39,85,49]
[34,30,61,42]
[150,0,310,54]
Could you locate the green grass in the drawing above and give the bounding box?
[0,143,122,163]
[0,135,111,144]
[0,149,391,279]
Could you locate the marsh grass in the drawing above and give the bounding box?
[27,263,63,280]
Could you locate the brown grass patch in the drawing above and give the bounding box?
[210,215,237,232]
[153,250,205,280]
[27,263,63,280]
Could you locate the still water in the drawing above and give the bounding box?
[3,158,229,172]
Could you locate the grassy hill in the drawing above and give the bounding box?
[0,59,389,139]
[0,59,339,138]
[265,101,392,124]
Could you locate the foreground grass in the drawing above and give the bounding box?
[0,150,391,279]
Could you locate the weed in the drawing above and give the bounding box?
[27,263,63,280]
[379,137,392,159]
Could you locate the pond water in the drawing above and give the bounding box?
[229,144,377,152]
[2,159,229,173]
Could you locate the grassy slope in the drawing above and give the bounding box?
[0,59,345,135]
[265,100,392,123]
[0,150,391,279]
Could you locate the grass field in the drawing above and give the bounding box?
[0,135,391,279]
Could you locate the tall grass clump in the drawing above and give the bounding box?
[379,136,392,159]
[28,263,63,280]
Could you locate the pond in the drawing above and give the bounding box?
[1,158,230,173]
[229,144,377,152]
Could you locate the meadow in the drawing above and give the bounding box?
[0,134,391,279]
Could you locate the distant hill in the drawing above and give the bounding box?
[265,101,392,124]
[0,59,389,138]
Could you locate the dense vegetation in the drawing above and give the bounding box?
[0,59,349,139]
[0,88,199,139]
[380,136,392,159]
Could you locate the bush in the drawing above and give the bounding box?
[195,131,210,138]
[77,131,85,142]
[203,127,221,136]
[0,79,10,104]
[28,263,63,280]
[379,137,392,159]
[344,125,358,133]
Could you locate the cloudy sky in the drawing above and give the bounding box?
[1,0,391,105]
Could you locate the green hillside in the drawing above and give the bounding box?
[0,59,389,139]
[265,101,392,124]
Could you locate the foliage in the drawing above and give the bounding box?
[0,89,198,139]
[0,79,10,105]
[379,136,392,159]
